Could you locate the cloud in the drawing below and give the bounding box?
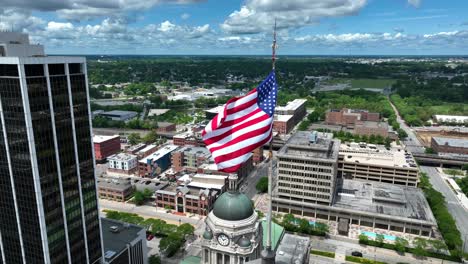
[181,13,190,20]
[221,0,367,34]
[0,9,45,32]
[0,0,205,21]
[408,0,421,8]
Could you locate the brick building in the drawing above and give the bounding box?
[156,174,227,216]
[97,179,134,202]
[431,137,468,155]
[273,99,307,134]
[171,146,212,173]
[353,121,389,138]
[326,108,380,127]
[173,131,205,147]
[93,135,121,162]
[156,122,176,133]
[136,144,158,159]
[252,147,264,164]
[125,143,147,155]
[198,155,253,181]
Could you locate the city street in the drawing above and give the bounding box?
[240,158,276,199]
[420,166,468,252]
[387,97,425,154]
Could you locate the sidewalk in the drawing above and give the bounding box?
[99,199,203,227]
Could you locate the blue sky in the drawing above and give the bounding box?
[1,0,468,55]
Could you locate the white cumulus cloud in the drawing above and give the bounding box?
[221,0,367,34]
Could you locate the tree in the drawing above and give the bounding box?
[375,234,385,246]
[428,239,447,254]
[425,147,435,154]
[133,191,146,205]
[394,237,408,253]
[384,137,392,148]
[177,223,195,237]
[397,129,408,139]
[358,234,369,244]
[256,177,268,193]
[298,218,310,234]
[462,164,468,171]
[148,255,161,264]
[127,133,141,145]
[159,232,184,257]
[143,131,158,144]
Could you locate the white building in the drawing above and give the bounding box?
[433,115,468,124]
[107,153,138,175]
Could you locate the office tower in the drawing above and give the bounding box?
[0,33,102,263]
[274,131,340,210]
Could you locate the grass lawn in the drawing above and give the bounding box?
[323,78,396,89]
[429,104,468,116]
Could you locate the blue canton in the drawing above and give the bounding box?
[257,71,278,117]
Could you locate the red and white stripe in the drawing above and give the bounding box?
[202,88,273,173]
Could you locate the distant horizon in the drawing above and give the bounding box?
[49,54,468,58]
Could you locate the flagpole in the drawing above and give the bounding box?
[262,19,277,264]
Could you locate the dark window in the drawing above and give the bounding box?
[48,64,65,75]
[0,64,19,76]
[68,63,83,74]
[25,64,44,77]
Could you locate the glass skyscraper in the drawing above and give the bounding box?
[0,33,103,263]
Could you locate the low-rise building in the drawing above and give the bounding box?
[431,137,468,155]
[173,131,205,147]
[156,122,176,133]
[94,135,121,162]
[353,121,389,138]
[138,145,179,177]
[433,115,468,124]
[326,108,380,127]
[97,179,134,202]
[136,144,158,159]
[338,142,419,187]
[148,108,170,117]
[205,105,224,120]
[125,143,147,155]
[99,110,138,121]
[156,174,227,216]
[102,218,148,264]
[273,99,307,134]
[252,147,264,164]
[107,153,138,175]
[198,155,253,181]
[171,146,212,173]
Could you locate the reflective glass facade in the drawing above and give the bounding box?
[0,60,102,264]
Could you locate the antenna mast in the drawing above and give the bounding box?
[262,19,277,264]
[272,19,277,70]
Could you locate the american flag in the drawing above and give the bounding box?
[202,71,278,173]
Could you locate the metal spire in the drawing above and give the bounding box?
[272,19,277,70]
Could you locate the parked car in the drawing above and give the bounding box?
[351,251,363,257]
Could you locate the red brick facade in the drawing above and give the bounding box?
[94,136,121,162]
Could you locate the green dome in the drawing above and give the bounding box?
[212,192,254,221]
[238,237,251,248]
[203,230,213,240]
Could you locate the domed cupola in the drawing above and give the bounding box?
[212,175,254,221]
[203,229,213,240]
[238,236,252,248]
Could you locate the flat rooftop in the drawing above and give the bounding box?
[355,121,388,129]
[334,179,436,224]
[177,146,211,157]
[93,135,119,144]
[148,109,170,116]
[102,110,138,116]
[275,114,293,122]
[139,144,179,163]
[101,218,144,262]
[97,179,132,191]
[278,131,340,161]
[275,233,310,264]
[340,142,418,169]
[275,99,307,112]
[433,137,468,148]
[205,105,224,114]
[137,144,157,154]
[107,153,137,162]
